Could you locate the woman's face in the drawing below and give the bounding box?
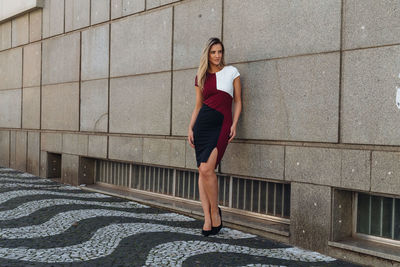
[208,43,223,66]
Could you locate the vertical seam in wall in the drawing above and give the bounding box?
[283,146,286,181]
[79,31,82,132]
[338,0,344,144]
[25,131,28,171]
[109,0,112,20]
[221,0,224,40]
[8,131,11,167]
[369,150,372,192]
[107,22,111,158]
[21,47,24,129]
[63,0,66,34]
[170,6,174,136]
[89,0,92,26]
[40,42,43,131]
[28,12,31,43]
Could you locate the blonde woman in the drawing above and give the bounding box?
[188,37,242,236]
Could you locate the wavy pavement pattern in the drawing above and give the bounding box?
[0,177,57,184]
[0,199,148,220]
[0,183,79,189]
[0,190,111,204]
[0,209,195,239]
[0,223,256,262]
[144,241,336,266]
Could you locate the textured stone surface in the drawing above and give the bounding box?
[185,141,196,170]
[39,150,48,178]
[172,69,196,136]
[290,183,331,253]
[111,0,145,19]
[62,133,89,156]
[285,146,341,187]
[27,131,40,176]
[29,9,42,42]
[40,132,62,153]
[65,0,90,32]
[42,0,64,38]
[109,136,143,163]
[146,0,179,9]
[224,0,341,63]
[9,131,16,169]
[173,0,222,69]
[42,33,80,85]
[80,79,108,132]
[110,7,172,77]
[61,154,79,185]
[0,131,10,167]
[81,25,109,81]
[332,190,353,242]
[341,45,400,145]
[15,131,27,172]
[143,138,185,168]
[91,0,110,25]
[22,86,41,129]
[221,143,284,180]
[0,21,11,50]
[41,83,80,131]
[343,0,400,49]
[109,73,171,135]
[371,151,400,195]
[88,135,107,158]
[0,89,21,128]
[340,149,370,191]
[235,53,340,142]
[23,42,41,88]
[11,14,29,47]
[0,47,22,90]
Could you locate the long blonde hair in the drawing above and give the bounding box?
[196,37,225,90]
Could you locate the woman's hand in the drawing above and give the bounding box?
[228,125,236,143]
[188,129,195,148]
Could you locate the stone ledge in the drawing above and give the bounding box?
[81,183,290,242]
[329,238,400,263]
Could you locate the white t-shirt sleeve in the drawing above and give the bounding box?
[232,66,240,80]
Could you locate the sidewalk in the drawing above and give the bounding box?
[0,167,361,267]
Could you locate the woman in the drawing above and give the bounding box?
[188,37,242,236]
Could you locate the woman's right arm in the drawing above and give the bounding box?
[187,85,203,148]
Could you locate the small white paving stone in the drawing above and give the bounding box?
[0,199,148,220]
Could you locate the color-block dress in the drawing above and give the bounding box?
[193,65,240,169]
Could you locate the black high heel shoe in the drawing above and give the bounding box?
[202,228,212,237]
[211,207,222,235]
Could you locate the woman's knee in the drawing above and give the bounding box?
[199,164,214,177]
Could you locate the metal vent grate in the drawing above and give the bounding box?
[95,159,290,220]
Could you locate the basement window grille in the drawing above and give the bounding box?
[95,159,290,220]
[356,192,400,242]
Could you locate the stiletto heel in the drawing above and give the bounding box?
[211,207,222,235]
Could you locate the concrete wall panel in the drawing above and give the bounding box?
[41,83,80,131]
[40,132,62,152]
[371,151,400,195]
[0,89,21,128]
[29,9,42,42]
[111,0,145,19]
[9,131,16,169]
[0,131,10,167]
[22,86,41,129]
[110,7,172,76]
[143,138,185,167]
[27,131,40,176]
[110,73,171,135]
[343,0,400,49]
[42,33,80,85]
[81,25,109,81]
[285,146,341,187]
[0,47,22,90]
[15,131,27,172]
[290,183,331,253]
[39,150,47,177]
[172,69,196,136]
[342,46,400,145]
[11,13,29,47]
[185,141,196,170]
[42,0,64,38]
[0,21,11,50]
[173,0,221,69]
[146,0,179,9]
[61,153,79,185]
[88,135,107,158]
[91,0,110,25]
[221,143,284,180]
[65,0,90,32]
[81,79,108,132]
[62,133,88,156]
[340,149,370,191]
[23,42,41,88]
[109,136,143,162]
[224,0,341,63]
[236,53,340,142]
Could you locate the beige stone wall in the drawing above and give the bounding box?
[0,0,399,264]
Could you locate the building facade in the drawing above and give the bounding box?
[0,0,399,265]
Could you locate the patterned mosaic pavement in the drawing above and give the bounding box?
[0,167,361,267]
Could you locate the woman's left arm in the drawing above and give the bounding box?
[229,76,242,143]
